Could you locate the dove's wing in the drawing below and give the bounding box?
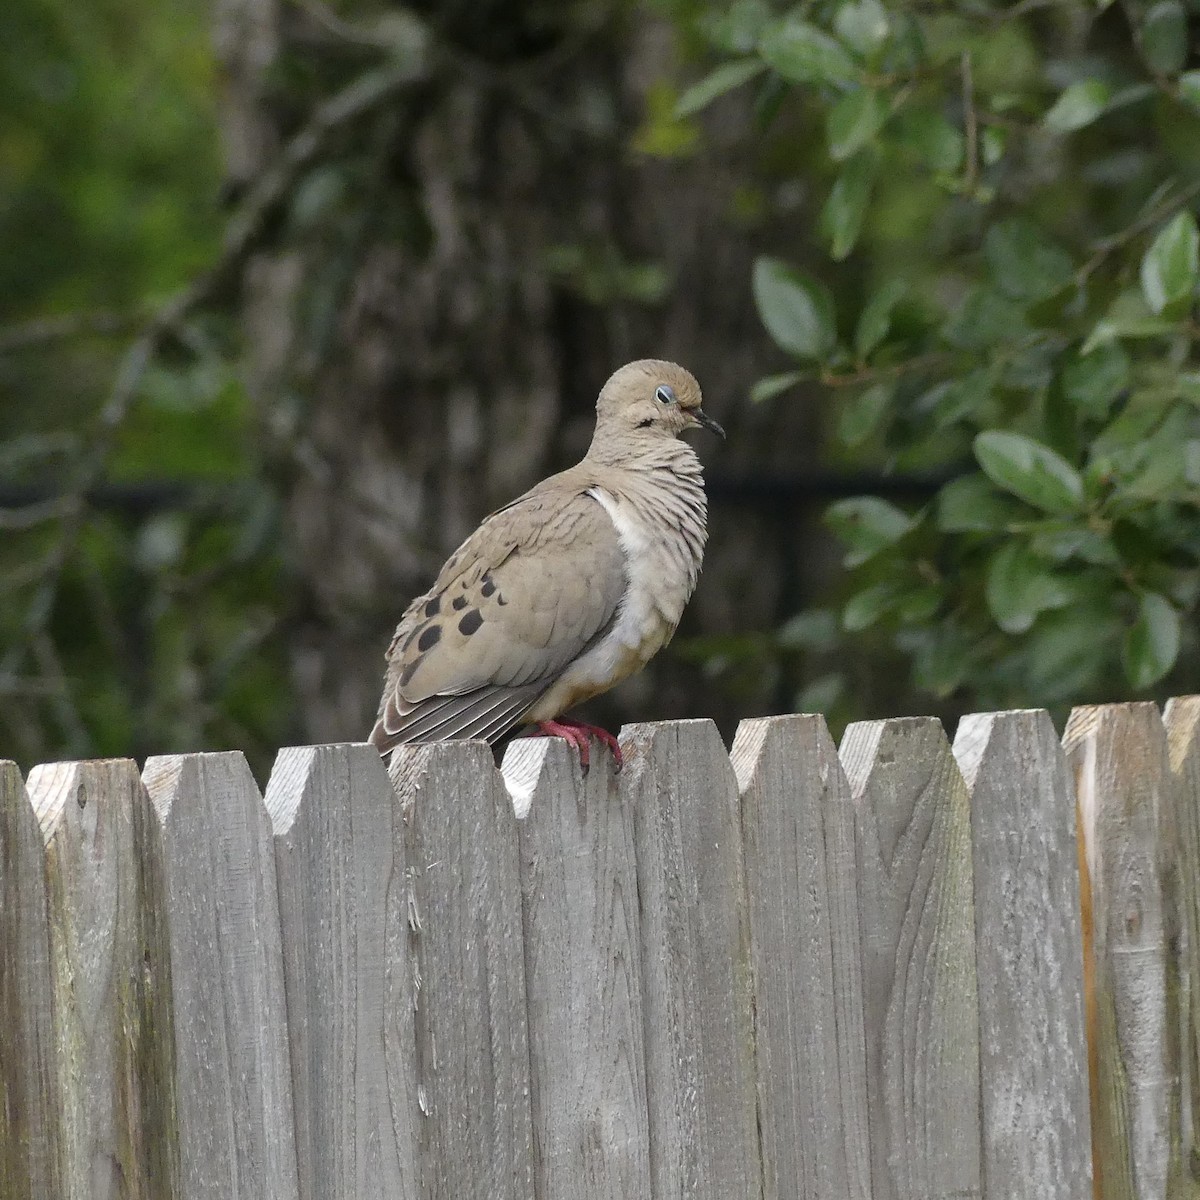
[369,480,627,752]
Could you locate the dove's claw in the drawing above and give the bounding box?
[530,719,623,771]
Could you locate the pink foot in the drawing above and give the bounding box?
[530,718,623,771]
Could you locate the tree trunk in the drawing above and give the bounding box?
[215,0,821,745]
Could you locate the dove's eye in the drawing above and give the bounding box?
[655,385,676,405]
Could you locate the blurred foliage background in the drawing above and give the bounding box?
[2,0,1199,776]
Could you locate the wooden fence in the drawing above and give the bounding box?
[2,700,1199,1199]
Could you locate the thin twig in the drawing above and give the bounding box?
[961,51,978,196]
[820,351,957,389]
[0,310,139,355]
[0,497,70,530]
[1076,178,1200,284]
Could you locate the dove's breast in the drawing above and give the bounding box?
[526,470,707,720]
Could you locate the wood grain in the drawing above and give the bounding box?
[266,743,419,1200]
[839,717,981,1200]
[623,718,762,1200]
[1166,695,1200,1188]
[731,714,871,1200]
[389,740,533,1200]
[0,761,62,1200]
[1064,703,1173,1200]
[954,709,1092,1198]
[27,757,179,1200]
[143,751,298,1200]
[505,736,650,1200]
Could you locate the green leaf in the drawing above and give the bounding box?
[826,88,888,160]
[974,431,1085,514]
[1123,592,1181,687]
[1186,439,1200,486]
[820,152,877,260]
[842,580,903,631]
[981,126,1006,165]
[1140,210,1199,314]
[1043,80,1111,133]
[942,287,1028,350]
[834,0,890,57]
[1179,70,1200,111]
[759,19,858,86]
[1141,1,1188,75]
[984,218,1074,301]
[1061,344,1131,418]
[1025,603,1120,702]
[838,380,893,446]
[913,627,973,697]
[700,0,773,53]
[675,60,766,118]
[777,608,840,650]
[893,108,964,172]
[985,541,1077,634]
[1082,288,1178,352]
[750,370,807,403]
[1028,526,1119,566]
[794,673,845,713]
[854,279,906,358]
[935,474,1026,532]
[923,369,994,430]
[826,495,912,564]
[752,257,838,361]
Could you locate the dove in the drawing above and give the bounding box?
[368,359,723,769]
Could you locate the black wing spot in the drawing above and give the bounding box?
[418,624,442,652]
[399,662,418,687]
[458,609,483,636]
[452,595,468,611]
[424,595,440,619]
[480,575,496,597]
[497,593,508,606]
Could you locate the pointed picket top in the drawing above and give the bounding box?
[0,761,62,1200]
[389,739,534,1200]
[1064,702,1174,1200]
[505,734,651,1199]
[953,709,1092,1199]
[731,714,871,1200]
[839,716,982,1200]
[265,743,419,1200]
[621,718,762,1200]
[501,735,563,817]
[25,757,178,1200]
[143,751,299,1200]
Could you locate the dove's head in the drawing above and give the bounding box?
[594,359,725,446]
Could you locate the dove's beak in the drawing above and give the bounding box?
[692,408,726,439]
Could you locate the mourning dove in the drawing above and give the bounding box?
[368,359,723,768]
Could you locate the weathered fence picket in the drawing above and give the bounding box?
[840,717,982,1200]
[506,737,650,1200]
[0,759,60,1199]
[266,743,419,1200]
[731,714,870,1200]
[625,719,761,1200]
[390,740,533,1200]
[954,709,1092,1198]
[143,751,298,1200]
[28,757,177,1200]
[4,699,1200,1199]
[1064,705,1177,1200]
